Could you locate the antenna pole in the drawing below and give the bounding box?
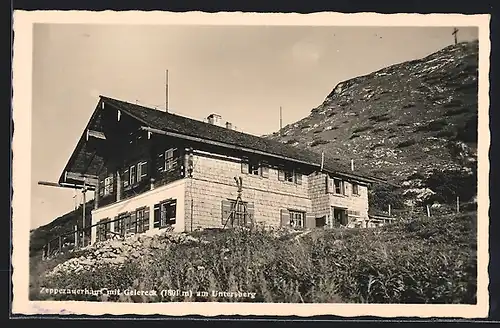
[165,69,169,112]
[279,106,283,135]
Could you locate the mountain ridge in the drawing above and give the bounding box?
[266,40,478,210]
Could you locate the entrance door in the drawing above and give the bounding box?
[332,207,348,227]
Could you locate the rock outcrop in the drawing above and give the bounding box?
[267,41,479,208]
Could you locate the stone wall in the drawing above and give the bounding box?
[184,151,312,230]
[307,172,333,226]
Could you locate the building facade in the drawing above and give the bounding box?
[56,96,382,245]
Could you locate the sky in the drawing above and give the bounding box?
[30,24,478,229]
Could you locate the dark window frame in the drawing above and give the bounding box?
[154,199,177,229]
[289,210,305,228]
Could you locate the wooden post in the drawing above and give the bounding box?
[47,241,50,257]
[426,205,431,217]
[58,236,62,253]
[42,245,45,260]
[456,196,460,213]
[116,170,122,202]
[388,204,391,216]
[94,179,100,210]
[74,225,78,248]
[82,180,86,246]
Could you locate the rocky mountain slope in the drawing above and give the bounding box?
[267,40,479,209]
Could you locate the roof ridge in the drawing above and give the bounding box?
[99,95,384,183]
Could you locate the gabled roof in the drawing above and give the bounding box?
[100,96,384,183]
[58,95,388,186]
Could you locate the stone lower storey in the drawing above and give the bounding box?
[90,177,370,245]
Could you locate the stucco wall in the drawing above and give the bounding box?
[90,179,186,244]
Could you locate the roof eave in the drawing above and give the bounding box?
[57,98,104,185]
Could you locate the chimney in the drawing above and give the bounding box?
[225,122,233,129]
[207,113,223,126]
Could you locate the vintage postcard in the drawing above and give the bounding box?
[11,11,490,318]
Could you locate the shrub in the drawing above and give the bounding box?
[370,143,384,150]
[349,134,360,140]
[369,114,391,123]
[444,108,470,116]
[435,130,456,138]
[33,212,477,304]
[369,184,405,211]
[423,168,477,204]
[396,139,416,148]
[352,125,372,134]
[414,119,448,132]
[443,99,463,108]
[310,139,330,147]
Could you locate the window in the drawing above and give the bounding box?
[221,199,254,227]
[284,170,294,182]
[97,218,111,242]
[104,176,114,195]
[241,159,268,178]
[327,177,347,195]
[154,199,177,228]
[289,210,305,228]
[352,183,359,195]
[126,211,137,234]
[115,212,129,236]
[137,162,148,182]
[334,179,343,194]
[136,207,150,233]
[165,148,177,171]
[280,209,305,228]
[129,165,136,185]
[250,163,260,175]
[278,168,302,184]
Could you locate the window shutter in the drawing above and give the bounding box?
[109,177,114,193]
[143,162,149,177]
[305,212,316,229]
[144,207,150,231]
[130,211,137,233]
[241,162,249,174]
[153,203,161,228]
[326,177,334,194]
[295,172,302,185]
[167,201,177,224]
[246,202,255,227]
[112,216,118,234]
[278,170,285,181]
[137,165,142,181]
[261,164,269,178]
[123,170,130,187]
[343,182,349,195]
[221,200,232,225]
[280,209,290,227]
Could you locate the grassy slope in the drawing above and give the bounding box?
[32,211,476,304]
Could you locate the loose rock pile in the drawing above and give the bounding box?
[46,231,201,277]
